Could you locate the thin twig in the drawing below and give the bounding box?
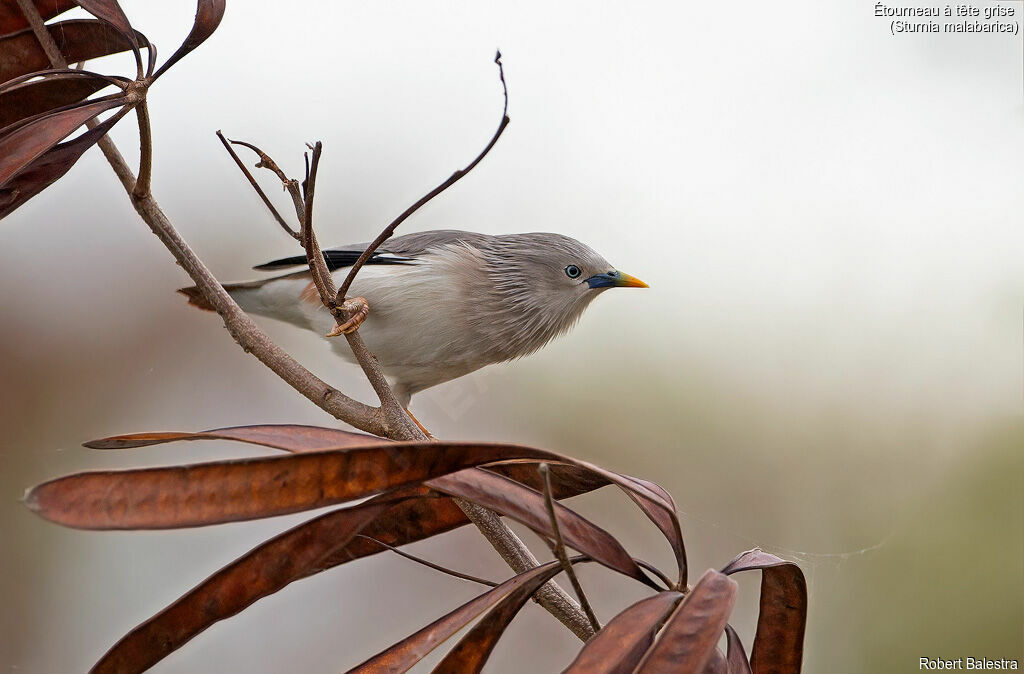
[539,463,601,634]
[356,535,498,588]
[132,99,153,199]
[215,131,299,240]
[335,50,510,303]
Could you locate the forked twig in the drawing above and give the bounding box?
[539,463,602,634]
[356,535,498,588]
[334,50,511,304]
[215,130,300,240]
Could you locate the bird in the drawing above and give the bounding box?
[179,230,647,409]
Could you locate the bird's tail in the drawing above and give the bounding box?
[177,280,269,313]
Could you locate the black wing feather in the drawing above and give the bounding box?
[253,250,415,272]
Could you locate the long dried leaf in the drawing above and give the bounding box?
[84,424,384,452]
[0,0,75,34]
[0,20,143,84]
[151,0,224,79]
[25,442,565,529]
[483,462,609,499]
[348,559,582,674]
[620,475,686,583]
[90,487,431,674]
[429,557,589,674]
[0,96,124,187]
[88,424,612,498]
[0,73,111,128]
[634,569,738,674]
[0,105,124,218]
[721,549,806,674]
[726,624,753,674]
[562,591,684,673]
[429,468,655,587]
[29,437,675,530]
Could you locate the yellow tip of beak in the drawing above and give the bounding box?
[616,272,649,288]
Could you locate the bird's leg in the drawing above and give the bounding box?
[325,297,370,337]
[405,407,434,439]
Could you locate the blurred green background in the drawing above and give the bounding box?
[2,1,1022,671]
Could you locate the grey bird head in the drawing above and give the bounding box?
[471,232,648,360]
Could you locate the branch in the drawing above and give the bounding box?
[132,99,153,199]
[539,463,601,634]
[334,50,510,303]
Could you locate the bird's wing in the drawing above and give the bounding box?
[253,229,491,272]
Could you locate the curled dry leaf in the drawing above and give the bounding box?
[562,591,685,673]
[151,0,224,79]
[726,624,753,674]
[429,468,656,587]
[428,557,590,674]
[634,569,738,674]
[619,475,687,585]
[721,549,807,674]
[348,559,588,674]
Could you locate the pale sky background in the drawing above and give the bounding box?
[2,1,1023,672]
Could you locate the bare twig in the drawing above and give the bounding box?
[132,99,153,199]
[334,50,510,303]
[356,535,498,587]
[539,463,602,634]
[215,131,299,240]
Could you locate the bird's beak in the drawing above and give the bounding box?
[585,270,649,289]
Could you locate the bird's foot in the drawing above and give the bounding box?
[405,408,435,439]
[325,297,370,337]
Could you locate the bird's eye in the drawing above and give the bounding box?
[564,265,582,279]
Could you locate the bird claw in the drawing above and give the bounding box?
[326,297,370,337]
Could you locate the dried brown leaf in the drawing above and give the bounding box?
[429,557,590,674]
[0,96,125,188]
[429,468,656,587]
[31,436,674,532]
[562,591,685,673]
[726,624,753,674]
[349,559,581,674]
[0,20,143,84]
[634,569,738,673]
[151,0,224,80]
[721,549,807,674]
[620,475,686,584]
[90,487,432,674]
[0,105,123,217]
[84,424,384,452]
[0,73,112,128]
